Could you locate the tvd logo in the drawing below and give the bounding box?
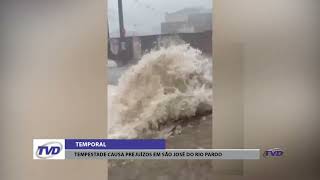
[263,148,284,158]
[33,139,65,160]
[36,142,62,159]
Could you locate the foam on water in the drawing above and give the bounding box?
[108,44,212,139]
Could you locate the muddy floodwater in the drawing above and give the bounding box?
[107,47,213,180]
[108,115,213,180]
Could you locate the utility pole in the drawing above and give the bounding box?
[107,19,110,58]
[117,0,126,66]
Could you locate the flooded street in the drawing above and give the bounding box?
[107,46,213,180]
[108,115,213,180]
[108,64,213,180]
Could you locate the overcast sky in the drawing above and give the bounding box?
[108,0,212,36]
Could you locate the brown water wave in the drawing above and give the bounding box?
[108,115,213,180]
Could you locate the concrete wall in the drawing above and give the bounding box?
[109,31,212,64]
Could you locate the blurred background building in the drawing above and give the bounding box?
[161,7,212,34]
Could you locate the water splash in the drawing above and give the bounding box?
[108,44,212,139]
